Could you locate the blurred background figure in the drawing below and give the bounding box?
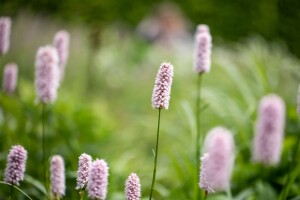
[137,3,191,48]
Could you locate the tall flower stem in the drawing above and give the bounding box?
[149,109,162,200]
[42,103,48,198]
[194,73,203,200]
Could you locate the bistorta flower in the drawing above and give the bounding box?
[50,155,65,198]
[0,17,11,55]
[199,127,235,193]
[2,63,18,94]
[194,24,212,73]
[35,45,60,103]
[252,94,285,165]
[4,145,27,186]
[76,153,92,190]
[87,159,109,200]
[125,173,141,200]
[53,30,70,81]
[151,62,174,109]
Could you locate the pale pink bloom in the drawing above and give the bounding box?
[2,63,18,94]
[50,155,65,198]
[0,17,11,55]
[152,62,174,109]
[252,94,285,165]
[125,173,141,200]
[53,30,70,81]
[76,153,92,190]
[35,46,60,103]
[194,24,212,73]
[199,127,235,192]
[199,153,214,193]
[4,145,27,186]
[87,159,109,200]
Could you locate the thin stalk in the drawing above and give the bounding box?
[0,181,33,200]
[10,185,13,200]
[79,190,84,200]
[149,109,162,200]
[204,191,208,200]
[42,103,49,199]
[194,73,203,200]
[226,187,232,200]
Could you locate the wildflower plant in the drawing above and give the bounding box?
[50,155,65,200]
[0,17,11,56]
[149,62,173,200]
[252,94,285,165]
[200,127,235,198]
[3,145,27,199]
[193,24,212,200]
[87,159,109,200]
[53,30,70,82]
[76,153,92,200]
[2,63,18,94]
[125,173,141,200]
[35,45,60,195]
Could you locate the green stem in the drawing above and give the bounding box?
[10,184,13,200]
[0,181,33,200]
[149,109,162,200]
[42,103,49,199]
[204,191,208,200]
[195,73,203,200]
[79,190,84,200]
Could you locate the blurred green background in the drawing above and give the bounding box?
[1,0,300,200]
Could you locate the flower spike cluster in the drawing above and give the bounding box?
[252,94,285,165]
[50,155,65,198]
[76,153,92,190]
[53,30,70,81]
[35,45,60,103]
[152,62,174,109]
[194,24,212,73]
[4,145,27,186]
[199,127,235,193]
[125,173,141,200]
[87,159,109,200]
[0,17,11,55]
[2,63,18,94]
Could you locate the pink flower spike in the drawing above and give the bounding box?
[200,127,235,192]
[87,159,109,200]
[50,155,65,198]
[194,24,212,74]
[53,30,70,81]
[76,153,92,190]
[2,63,18,94]
[151,62,174,109]
[252,94,285,166]
[35,45,60,104]
[4,145,27,186]
[125,173,141,200]
[0,17,11,55]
